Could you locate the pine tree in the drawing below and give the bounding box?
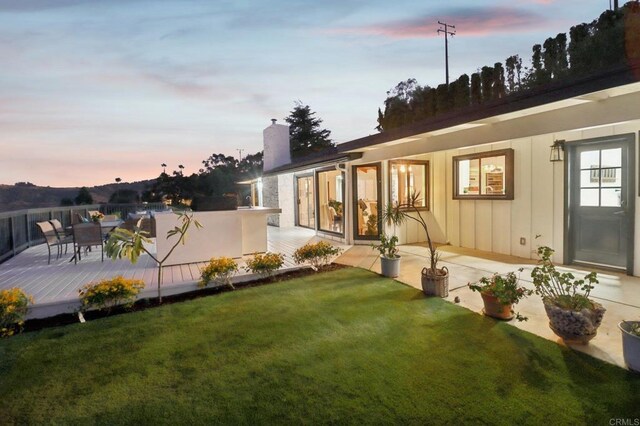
[285,101,334,159]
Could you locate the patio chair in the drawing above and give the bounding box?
[36,221,67,264]
[48,219,73,255]
[71,212,86,225]
[72,222,104,264]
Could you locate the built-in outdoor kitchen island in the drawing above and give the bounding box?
[155,207,282,266]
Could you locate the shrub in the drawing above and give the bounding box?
[79,276,145,312]
[0,288,33,337]
[293,241,342,271]
[199,257,238,289]
[244,252,285,280]
[371,234,399,259]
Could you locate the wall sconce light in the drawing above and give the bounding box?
[550,139,565,162]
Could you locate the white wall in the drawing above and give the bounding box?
[278,173,296,228]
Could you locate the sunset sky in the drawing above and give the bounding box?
[0,0,610,187]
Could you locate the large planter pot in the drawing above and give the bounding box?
[421,266,449,297]
[380,255,401,278]
[480,293,514,320]
[619,321,640,373]
[543,301,606,345]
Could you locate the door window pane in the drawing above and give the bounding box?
[580,150,600,169]
[601,148,622,168]
[600,168,621,187]
[317,170,344,234]
[600,188,622,207]
[355,166,379,237]
[580,189,599,206]
[297,176,315,228]
[580,170,599,187]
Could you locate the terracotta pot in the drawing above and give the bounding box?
[543,301,606,345]
[480,293,514,320]
[421,266,448,297]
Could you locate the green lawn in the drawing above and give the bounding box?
[1,268,638,424]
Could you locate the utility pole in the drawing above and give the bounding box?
[237,149,244,161]
[437,21,456,85]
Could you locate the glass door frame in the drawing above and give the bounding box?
[564,133,635,274]
[315,166,346,236]
[294,173,315,230]
[352,163,382,241]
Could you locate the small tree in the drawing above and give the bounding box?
[74,187,93,205]
[106,212,202,303]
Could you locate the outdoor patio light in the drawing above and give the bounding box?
[550,139,565,162]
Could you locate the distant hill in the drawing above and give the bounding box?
[0,180,153,213]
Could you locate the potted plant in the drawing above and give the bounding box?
[531,246,605,344]
[468,269,532,321]
[619,320,640,373]
[371,234,401,278]
[382,192,448,297]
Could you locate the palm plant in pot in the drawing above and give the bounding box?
[468,269,532,321]
[531,246,605,344]
[618,320,640,373]
[382,192,448,297]
[371,234,400,278]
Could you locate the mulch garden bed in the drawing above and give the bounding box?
[20,263,348,334]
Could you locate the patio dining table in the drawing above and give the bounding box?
[66,220,123,263]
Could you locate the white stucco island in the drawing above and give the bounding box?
[154,207,282,266]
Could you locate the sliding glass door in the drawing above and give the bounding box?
[316,169,344,235]
[296,175,315,229]
[353,164,381,240]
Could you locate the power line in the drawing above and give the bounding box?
[437,21,456,85]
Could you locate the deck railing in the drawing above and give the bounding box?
[0,203,166,264]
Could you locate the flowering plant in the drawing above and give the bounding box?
[199,257,238,289]
[79,276,144,312]
[244,252,285,280]
[90,212,105,222]
[293,241,342,271]
[0,288,33,337]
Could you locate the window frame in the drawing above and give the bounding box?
[387,160,430,211]
[452,148,514,200]
[314,166,346,236]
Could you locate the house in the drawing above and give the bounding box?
[261,63,640,275]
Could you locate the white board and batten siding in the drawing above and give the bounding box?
[368,119,640,268]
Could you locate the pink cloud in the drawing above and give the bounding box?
[329,7,549,39]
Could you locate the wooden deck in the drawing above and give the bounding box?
[0,226,345,318]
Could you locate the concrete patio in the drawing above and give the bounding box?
[336,242,640,369]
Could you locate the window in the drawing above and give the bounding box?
[389,160,429,209]
[316,169,345,234]
[453,149,514,200]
